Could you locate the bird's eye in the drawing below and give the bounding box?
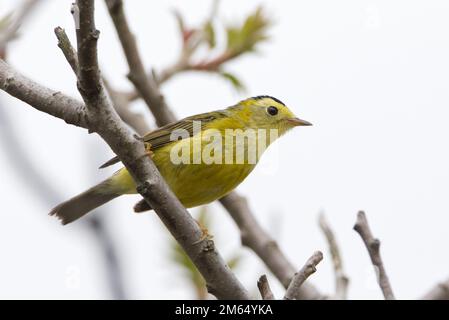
[267,106,278,116]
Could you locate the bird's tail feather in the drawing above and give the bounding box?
[49,181,119,225]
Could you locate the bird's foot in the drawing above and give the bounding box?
[144,142,154,158]
[193,220,214,244]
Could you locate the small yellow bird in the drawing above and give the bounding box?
[50,96,311,224]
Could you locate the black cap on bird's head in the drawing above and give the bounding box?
[252,95,286,106]
[235,95,312,129]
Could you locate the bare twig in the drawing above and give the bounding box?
[0,60,88,128]
[104,0,175,126]
[422,278,449,300]
[257,275,275,300]
[54,27,79,74]
[353,210,395,300]
[54,26,148,136]
[220,193,325,299]
[318,212,349,299]
[284,251,323,300]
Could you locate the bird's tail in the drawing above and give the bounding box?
[49,179,120,225]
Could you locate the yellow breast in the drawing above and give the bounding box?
[152,132,256,208]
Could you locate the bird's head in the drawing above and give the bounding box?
[228,95,311,136]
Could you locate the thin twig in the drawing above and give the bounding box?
[104,0,175,126]
[54,26,147,136]
[54,27,79,74]
[257,275,275,300]
[318,212,349,299]
[353,210,396,300]
[284,251,323,300]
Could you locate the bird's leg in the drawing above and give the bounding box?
[144,142,154,158]
[132,142,153,215]
[193,219,213,244]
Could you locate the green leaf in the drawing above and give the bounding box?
[219,72,246,92]
[0,12,13,32]
[203,21,216,49]
[225,7,271,56]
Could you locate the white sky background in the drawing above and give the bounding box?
[0,0,448,299]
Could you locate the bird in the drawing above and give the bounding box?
[49,95,311,225]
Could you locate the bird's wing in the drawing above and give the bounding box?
[99,111,226,169]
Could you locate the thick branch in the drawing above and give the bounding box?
[104,0,175,126]
[353,211,395,300]
[220,193,325,299]
[257,275,275,300]
[75,0,102,102]
[0,60,88,128]
[318,212,349,299]
[284,251,323,300]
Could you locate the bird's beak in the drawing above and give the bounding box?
[286,117,312,126]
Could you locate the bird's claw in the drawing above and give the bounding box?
[193,221,214,244]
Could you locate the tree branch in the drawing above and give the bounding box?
[284,251,323,300]
[0,60,88,128]
[257,275,275,300]
[104,0,175,126]
[318,212,349,299]
[54,27,79,74]
[353,211,395,300]
[54,26,148,136]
